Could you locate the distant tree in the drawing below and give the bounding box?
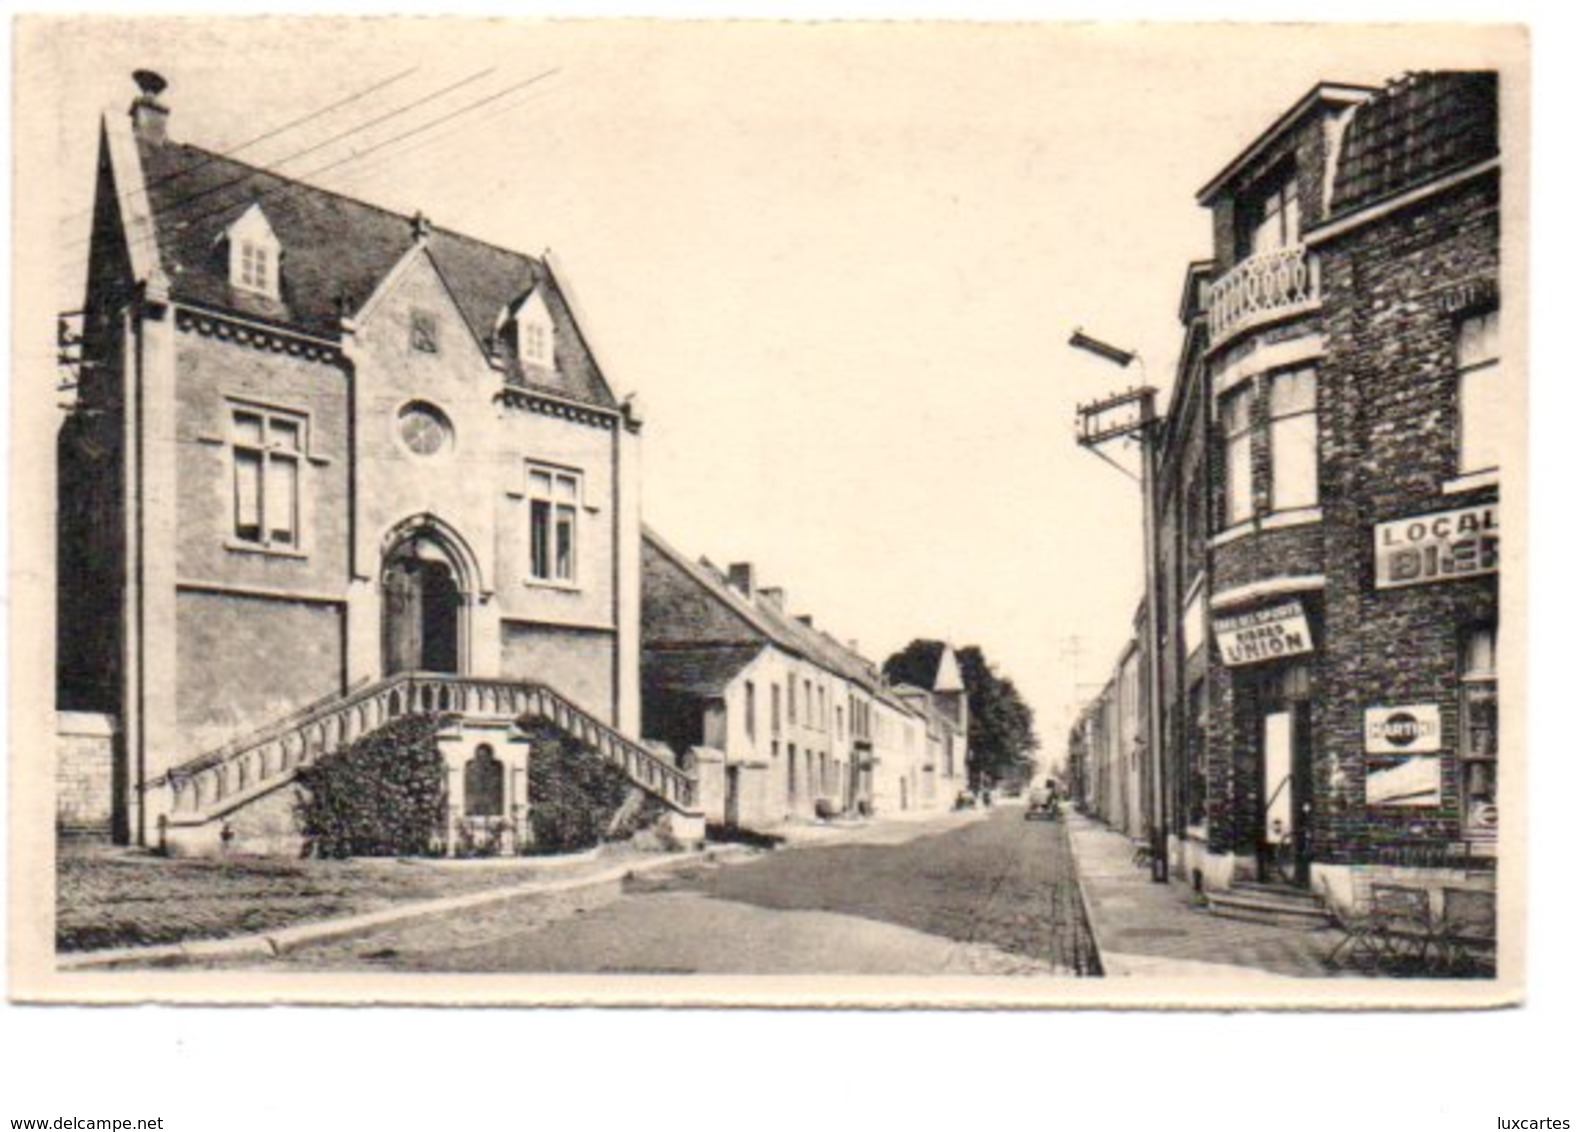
[883,639,1039,790]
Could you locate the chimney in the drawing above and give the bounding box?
[795,614,814,629]
[130,70,170,145]
[758,586,786,612]
[727,562,755,599]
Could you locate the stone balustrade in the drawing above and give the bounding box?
[1206,244,1320,348]
[159,673,698,826]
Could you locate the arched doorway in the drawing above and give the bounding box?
[382,534,463,675]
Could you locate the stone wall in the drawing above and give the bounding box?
[57,712,118,841]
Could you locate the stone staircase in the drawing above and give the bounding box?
[1203,880,1334,929]
[151,672,700,851]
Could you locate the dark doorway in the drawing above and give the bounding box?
[383,540,462,675]
[1253,663,1313,887]
[464,745,504,818]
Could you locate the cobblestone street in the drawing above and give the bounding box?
[191,808,1098,975]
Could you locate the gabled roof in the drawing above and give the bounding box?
[640,645,766,698]
[641,526,919,717]
[127,134,616,408]
[1195,82,1377,206]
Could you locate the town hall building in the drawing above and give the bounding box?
[56,72,699,853]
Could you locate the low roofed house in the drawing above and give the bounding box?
[641,528,964,828]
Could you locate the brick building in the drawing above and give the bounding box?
[640,529,968,828]
[56,72,702,853]
[1075,72,1505,918]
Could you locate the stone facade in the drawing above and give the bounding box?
[57,76,648,850]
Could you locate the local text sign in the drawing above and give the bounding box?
[1212,600,1313,667]
[1364,704,1443,754]
[1375,503,1498,590]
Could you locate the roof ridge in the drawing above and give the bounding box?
[170,138,542,267]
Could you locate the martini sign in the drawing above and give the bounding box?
[1364,704,1443,754]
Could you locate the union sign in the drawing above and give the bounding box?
[1212,600,1313,667]
[1364,704,1443,754]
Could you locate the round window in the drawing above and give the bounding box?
[398,402,453,456]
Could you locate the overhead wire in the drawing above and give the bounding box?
[56,65,421,230]
[60,65,499,256]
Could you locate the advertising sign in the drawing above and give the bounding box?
[1374,503,1499,590]
[1365,756,1442,807]
[1364,704,1443,754]
[1212,599,1312,667]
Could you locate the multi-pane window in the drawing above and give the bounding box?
[526,464,579,584]
[1222,384,1255,525]
[1460,626,1498,841]
[1457,309,1500,475]
[237,241,272,295]
[1269,368,1318,511]
[521,320,550,366]
[1245,175,1300,257]
[232,407,302,549]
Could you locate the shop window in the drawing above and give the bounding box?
[526,463,579,584]
[1269,368,1318,511]
[1186,679,1208,827]
[1460,625,1498,840]
[1222,384,1255,525]
[231,406,303,549]
[1457,309,1500,475]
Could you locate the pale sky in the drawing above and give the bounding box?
[30,18,1521,766]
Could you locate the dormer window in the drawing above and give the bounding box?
[522,321,549,365]
[223,204,282,299]
[500,288,555,371]
[238,242,271,292]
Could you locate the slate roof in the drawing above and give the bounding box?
[131,135,617,408]
[640,646,765,697]
[641,526,915,716]
[1330,71,1499,216]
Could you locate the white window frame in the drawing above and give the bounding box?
[1459,625,1498,843]
[224,206,282,300]
[1268,367,1319,512]
[1456,309,1500,477]
[229,404,305,552]
[525,462,581,587]
[1222,384,1255,526]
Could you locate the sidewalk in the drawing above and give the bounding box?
[1064,812,1343,978]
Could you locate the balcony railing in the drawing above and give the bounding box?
[1206,244,1320,348]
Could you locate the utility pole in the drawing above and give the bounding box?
[1069,329,1168,883]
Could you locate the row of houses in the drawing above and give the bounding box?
[1068,71,1504,917]
[54,71,968,856]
